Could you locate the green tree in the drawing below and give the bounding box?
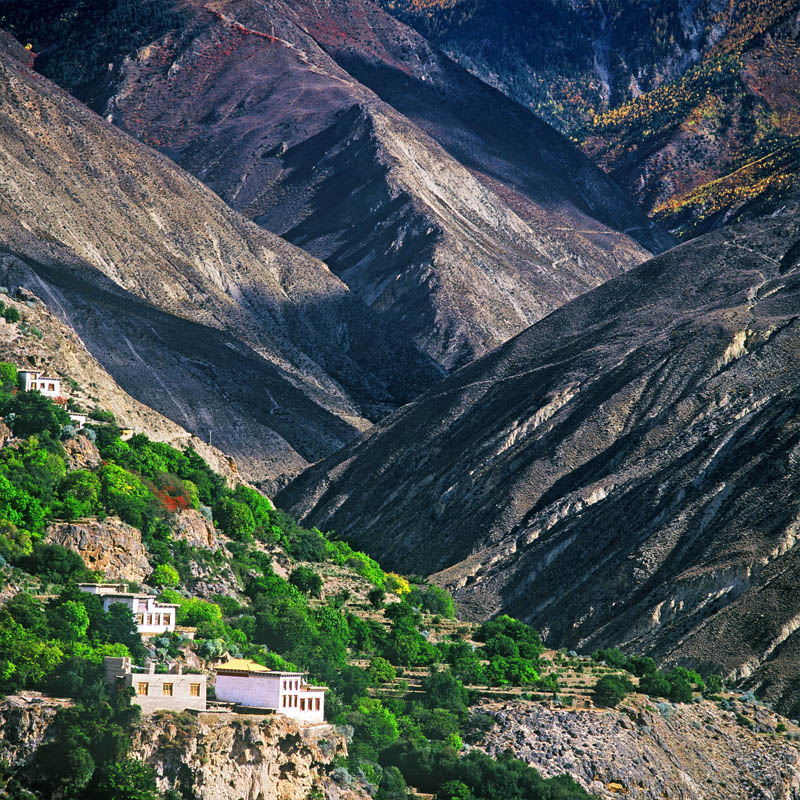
[436,780,474,800]
[98,464,153,529]
[639,670,672,698]
[48,600,90,642]
[88,758,158,800]
[289,566,322,597]
[593,674,634,708]
[3,306,19,324]
[370,656,396,684]
[0,361,17,395]
[421,668,468,714]
[58,469,101,519]
[214,497,255,541]
[3,391,69,437]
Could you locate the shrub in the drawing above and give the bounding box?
[151,564,179,588]
[593,674,634,708]
[370,657,396,684]
[368,587,386,609]
[3,391,70,438]
[3,306,19,324]
[639,670,672,699]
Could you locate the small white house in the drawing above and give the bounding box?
[79,583,179,635]
[215,659,325,723]
[18,370,62,398]
[68,412,88,430]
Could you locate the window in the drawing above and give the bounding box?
[137,683,149,696]
[282,696,287,707]
[163,615,170,627]
[48,384,55,391]
[154,614,160,625]
[136,614,144,625]
[162,683,173,696]
[147,615,153,625]
[190,684,201,697]
[315,698,320,711]
[300,699,305,711]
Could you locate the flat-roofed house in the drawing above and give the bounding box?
[18,370,62,398]
[215,658,325,722]
[79,583,178,635]
[104,656,206,713]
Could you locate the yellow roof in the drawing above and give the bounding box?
[217,658,270,673]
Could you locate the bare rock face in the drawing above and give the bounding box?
[62,433,102,471]
[280,210,800,710]
[173,510,219,551]
[45,518,151,583]
[0,695,65,766]
[478,698,800,800]
[133,711,364,800]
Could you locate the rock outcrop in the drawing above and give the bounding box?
[173,510,219,552]
[45,518,151,583]
[62,433,102,471]
[134,712,362,800]
[280,210,800,710]
[479,697,800,800]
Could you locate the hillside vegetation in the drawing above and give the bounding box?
[0,351,762,799]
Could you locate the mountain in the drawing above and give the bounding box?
[1,0,672,370]
[0,31,442,488]
[382,0,800,240]
[279,208,800,712]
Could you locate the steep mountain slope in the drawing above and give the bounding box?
[0,274,238,482]
[0,32,441,487]
[279,210,800,711]
[384,0,800,239]
[16,0,673,369]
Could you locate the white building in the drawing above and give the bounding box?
[104,656,207,713]
[79,583,179,635]
[18,370,62,398]
[68,412,88,430]
[215,659,326,723]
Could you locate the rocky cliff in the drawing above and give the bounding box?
[280,209,800,711]
[39,0,670,370]
[478,696,800,800]
[134,711,363,800]
[0,695,364,800]
[45,517,152,584]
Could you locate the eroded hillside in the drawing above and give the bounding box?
[384,0,800,238]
